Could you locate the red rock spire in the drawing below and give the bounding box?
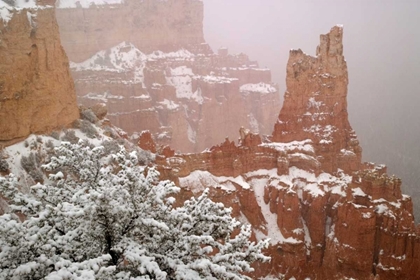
[272,25,362,173]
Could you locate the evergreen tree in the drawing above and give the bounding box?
[0,141,269,279]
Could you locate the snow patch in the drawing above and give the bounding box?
[251,177,301,245]
[56,0,123,8]
[179,171,240,193]
[240,83,277,94]
[260,139,314,154]
[158,99,180,110]
[1,0,50,25]
[187,124,196,144]
[352,187,367,197]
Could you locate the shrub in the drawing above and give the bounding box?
[0,158,9,173]
[50,131,60,140]
[61,130,79,144]
[80,108,98,124]
[79,120,98,138]
[20,152,43,182]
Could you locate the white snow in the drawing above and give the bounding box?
[158,99,180,110]
[83,92,124,102]
[70,42,147,74]
[0,6,12,23]
[198,75,237,84]
[340,149,356,157]
[0,0,37,8]
[251,177,301,245]
[147,49,194,60]
[352,187,367,197]
[187,123,196,144]
[56,0,123,8]
[260,139,315,154]
[170,66,193,76]
[301,217,312,255]
[307,97,324,110]
[179,171,239,193]
[240,83,277,94]
[246,167,350,199]
[166,67,193,100]
[362,212,372,219]
[1,0,50,25]
[303,125,337,141]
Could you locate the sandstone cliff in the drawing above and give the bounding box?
[54,0,281,153]
[152,26,420,280]
[0,1,79,143]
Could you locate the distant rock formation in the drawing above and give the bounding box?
[55,0,205,62]
[55,0,281,153]
[0,1,79,143]
[152,26,420,280]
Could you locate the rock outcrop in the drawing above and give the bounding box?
[151,26,420,279]
[0,1,79,143]
[54,0,281,153]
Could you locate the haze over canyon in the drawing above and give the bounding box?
[0,0,419,279]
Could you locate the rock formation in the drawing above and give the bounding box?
[0,1,79,144]
[272,25,361,174]
[55,0,205,62]
[54,0,281,153]
[151,26,420,279]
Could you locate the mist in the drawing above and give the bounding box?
[203,0,420,217]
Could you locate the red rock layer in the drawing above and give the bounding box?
[0,5,79,143]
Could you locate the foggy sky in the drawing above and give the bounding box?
[203,0,420,215]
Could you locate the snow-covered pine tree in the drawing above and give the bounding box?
[0,140,270,279]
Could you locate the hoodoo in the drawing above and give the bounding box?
[272,25,362,174]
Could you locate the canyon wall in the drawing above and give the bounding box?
[0,2,79,143]
[56,0,205,63]
[55,0,281,153]
[151,26,420,280]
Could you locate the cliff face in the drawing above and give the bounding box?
[0,2,79,143]
[153,26,420,279]
[56,0,205,62]
[55,0,281,153]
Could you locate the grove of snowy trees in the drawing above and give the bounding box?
[0,140,269,279]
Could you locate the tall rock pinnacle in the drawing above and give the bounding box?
[272,25,362,173]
